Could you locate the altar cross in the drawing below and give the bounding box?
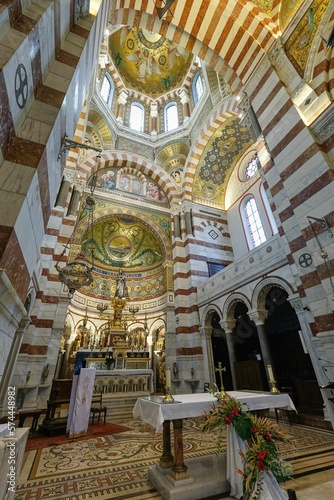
[215,361,226,392]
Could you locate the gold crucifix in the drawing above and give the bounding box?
[215,361,227,397]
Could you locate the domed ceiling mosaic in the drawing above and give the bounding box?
[69,196,171,301]
[192,116,253,208]
[108,27,193,97]
[81,215,164,271]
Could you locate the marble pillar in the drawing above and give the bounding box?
[0,318,30,417]
[220,319,237,389]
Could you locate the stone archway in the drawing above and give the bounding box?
[200,306,233,391]
[264,286,323,417]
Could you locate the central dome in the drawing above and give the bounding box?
[109,27,193,97]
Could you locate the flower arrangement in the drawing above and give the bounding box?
[202,393,292,499]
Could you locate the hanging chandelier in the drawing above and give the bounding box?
[56,175,97,299]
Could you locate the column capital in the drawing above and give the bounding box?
[179,88,189,104]
[171,205,181,216]
[117,90,128,106]
[247,309,267,325]
[199,326,212,338]
[219,319,234,333]
[287,296,304,314]
[150,101,158,117]
[18,317,31,333]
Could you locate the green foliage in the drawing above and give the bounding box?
[202,394,293,499]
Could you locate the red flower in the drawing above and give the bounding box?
[225,417,231,424]
[258,461,266,471]
[251,427,259,433]
[257,451,269,461]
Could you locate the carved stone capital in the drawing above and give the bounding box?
[287,296,303,314]
[219,319,234,332]
[199,326,212,338]
[247,309,267,325]
[18,317,31,334]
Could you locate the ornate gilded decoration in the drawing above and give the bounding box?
[109,27,193,97]
[192,117,253,208]
[91,166,169,205]
[280,0,304,32]
[285,0,330,75]
[80,215,164,270]
[69,195,171,301]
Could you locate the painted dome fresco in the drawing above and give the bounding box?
[109,27,193,97]
[81,215,165,271]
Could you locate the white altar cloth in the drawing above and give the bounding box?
[133,391,296,432]
[134,391,294,499]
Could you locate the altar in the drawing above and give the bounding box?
[133,391,296,500]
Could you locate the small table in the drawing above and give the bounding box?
[18,409,43,431]
[133,391,296,497]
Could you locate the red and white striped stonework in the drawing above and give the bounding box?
[1,0,334,417]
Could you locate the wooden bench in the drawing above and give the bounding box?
[90,392,107,424]
[18,409,43,431]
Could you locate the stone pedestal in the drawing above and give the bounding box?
[148,453,229,500]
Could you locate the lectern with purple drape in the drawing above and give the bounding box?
[67,368,96,438]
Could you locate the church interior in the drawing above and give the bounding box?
[1,0,334,498]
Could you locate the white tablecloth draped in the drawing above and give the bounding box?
[133,391,296,433]
[133,391,295,499]
[227,425,246,499]
[227,426,289,499]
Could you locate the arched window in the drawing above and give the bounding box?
[164,102,178,131]
[192,72,204,104]
[243,196,266,248]
[130,103,144,132]
[100,74,114,105]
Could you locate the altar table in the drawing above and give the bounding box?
[133,391,295,499]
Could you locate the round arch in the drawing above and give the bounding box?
[110,4,277,91]
[182,97,240,202]
[223,293,252,321]
[77,150,180,205]
[252,276,296,312]
[200,304,223,329]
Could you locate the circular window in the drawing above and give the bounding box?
[245,156,258,179]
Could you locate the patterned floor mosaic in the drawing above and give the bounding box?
[16,417,334,500]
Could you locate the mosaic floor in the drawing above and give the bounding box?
[16,417,334,499]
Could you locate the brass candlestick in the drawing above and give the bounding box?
[162,387,174,403]
[270,381,280,394]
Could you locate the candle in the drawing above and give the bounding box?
[166,367,171,387]
[267,364,274,382]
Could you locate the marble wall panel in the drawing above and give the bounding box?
[36,1,56,80]
[0,190,26,227]
[44,66,73,94]
[46,120,63,207]
[3,35,35,134]
[255,86,288,133]
[15,177,44,275]
[285,157,328,202]
[0,161,35,196]
[0,5,10,34]
[59,0,71,46]
[293,178,334,222]
[0,229,30,303]
[266,105,302,156]
[277,130,313,175]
